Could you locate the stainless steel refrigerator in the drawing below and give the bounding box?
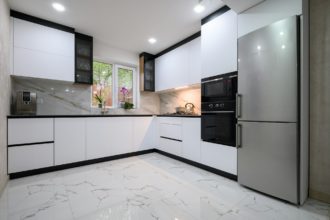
[237,16,300,204]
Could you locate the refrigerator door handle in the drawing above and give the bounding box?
[236,94,242,118]
[236,123,242,148]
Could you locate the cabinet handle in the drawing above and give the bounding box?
[236,124,242,148]
[236,94,242,118]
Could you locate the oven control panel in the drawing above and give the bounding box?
[202,101,235,112]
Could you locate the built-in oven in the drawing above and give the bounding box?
[201,72,237,147]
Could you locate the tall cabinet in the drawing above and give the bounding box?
[201,9,238,78]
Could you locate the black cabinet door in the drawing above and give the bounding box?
[75,33,93,84]
[139,53,155,92]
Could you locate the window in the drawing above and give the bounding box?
[92,61,137,108]
[116,65,135,105]
[92,61,113,107]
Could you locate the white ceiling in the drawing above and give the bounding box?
[8,0,225,54]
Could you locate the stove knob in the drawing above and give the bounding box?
[220,103,225,108]
[209,104,214,108]
[215,104,219,108]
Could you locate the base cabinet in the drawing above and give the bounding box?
[182,118,201,162]
[8,144,54,173]
[54,118,86,165]
[159,138,182,156]
[201,141,237,175]
[132,117,156,151]
[85,118,133,160]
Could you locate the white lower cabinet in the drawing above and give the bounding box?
[201,141,237,175]
[182,118,201,162]
[86,117,133,160]
[157,117,183,156]
[8,144,54,173]
[132,117,156,151]
[159,138,182,156]
[54,118,86,165]
[8,118,53,145]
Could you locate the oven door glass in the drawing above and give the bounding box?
[201,112,236,146]
[202,80,226,102]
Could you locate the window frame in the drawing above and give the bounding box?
[91,60,137,109]
[113,64,137,108]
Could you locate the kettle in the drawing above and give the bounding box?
[185,103,195,114]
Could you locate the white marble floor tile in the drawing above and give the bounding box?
[0,153,329,220]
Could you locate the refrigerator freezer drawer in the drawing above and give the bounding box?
[237,121,298,204]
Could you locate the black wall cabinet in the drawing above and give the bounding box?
[75,33,93,84]
[139,52,155,92]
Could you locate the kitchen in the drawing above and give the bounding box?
[0,0,330,219]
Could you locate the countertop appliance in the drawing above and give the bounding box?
[237,16,300,204]
[15,91,37,115]
[185,103,195,114]
[201,72,237,146]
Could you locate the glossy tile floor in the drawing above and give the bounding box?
[0,153,329,220]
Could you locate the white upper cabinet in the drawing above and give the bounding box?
[187,37,202,85]
[12,18,75,82]
[155,37,201,91]
[201,10,238,78]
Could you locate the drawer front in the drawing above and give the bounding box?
[159,123,182,140]
[159,137,182,156]
[8,118,54,145]
[158,117,182,125]
[8,143,54,173]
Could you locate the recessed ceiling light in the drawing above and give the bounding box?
[148,38,157,44]
[194,1,205,13]
[52,2,66,12]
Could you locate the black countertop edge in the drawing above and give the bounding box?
[157,115,201,118]
[7,114,155,119]
[7,114,201,119]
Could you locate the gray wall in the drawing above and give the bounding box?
[309,0,330,203]
[0,0,11,195]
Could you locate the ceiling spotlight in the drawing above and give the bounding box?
[52,2,66,12]
[194,0,205,13]
[148,38,157,44]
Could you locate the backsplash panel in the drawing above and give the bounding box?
[159,87,201,114]
[12,77,160,115]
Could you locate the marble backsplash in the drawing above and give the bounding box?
[11,77,160,115]
[11,77,200,115]
[159,87,201,115]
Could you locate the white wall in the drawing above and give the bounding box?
[93,39,139,67]
[93,39,160,113]
[0,0,11,195]
[238,0,302,37]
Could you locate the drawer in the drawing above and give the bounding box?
[158,117,182,125]
[159,137,182,156]
[8,143,54,173]
[8,118,54,145]
[159,123,182,140]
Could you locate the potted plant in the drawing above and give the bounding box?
[94,83,105,109]
[120,87,134,110]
